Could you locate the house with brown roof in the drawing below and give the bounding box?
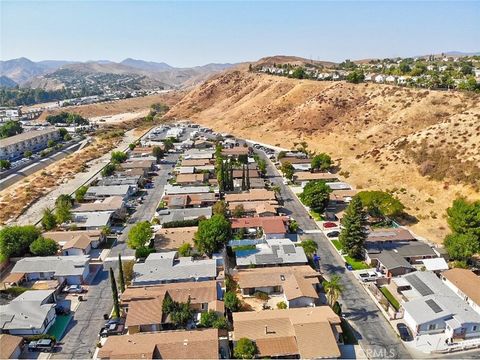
[121,281,224,334]
[154,227,197,250]
[225,189,276,204]
[176,173,208,185]
[231,216,288,239]
[162,193,217,209]
[221,146,250,157]
[230,201,279,217]
[181,158,212,167]
[43,230,103,256]
[232,169,260,179]
[120,159,155,173]
[366,228,417,243]
[97,329,224,359]
[293,171,339,184]
[232,307,342,359]
[236,266,320,308]
[0,334,23,359]
[129,146,157,158]
[329,189,357,203]
[441,269,480,315]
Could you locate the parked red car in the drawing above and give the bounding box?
[323,222,337,228]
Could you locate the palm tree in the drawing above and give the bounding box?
[299,239,317,257]
[322,275,344,306]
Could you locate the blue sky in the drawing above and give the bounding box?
[1,1,479,67]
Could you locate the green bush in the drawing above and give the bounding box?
[162,218,200,228]
[135,246,155,259]
[253,291,269,301]
[276,301,287,309]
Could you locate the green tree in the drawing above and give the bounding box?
[224,291,241,312]
[109,267,120,318]
[356,191,405,219]
[257,158,267,175]
[101,163,117,177]
[212,200,228,216]
[75,185,89,202]
[280,161,294,181]
[127,221,153,249]
[346,70,365,84]
[55,200,72,224]
[194,214,231,256]
[55,194,74,206]
[24,150,33,158]
[444,233,479,262]
[163,138,174,151]
[291,67,306,79]
[233,204,245,218]
[0,120,23,138]
[152,146,164,162]
[234,338,257,359]
[41,208,57,230]
[311,153,332,171]
[339,197,367,259]
[118,254,125,293]
[47,139,56,148]
[110,151,127,163]
[162,292,176,314]
[128,143,136,150]
[58,127,68,138]
[178,242,193,257]
[199,310,227,329]
[443,198,480,261]
[63,133,72,141]
[332,301,342,316]
[277,301,287,309]
[0,225,41,261]
[135,246,154,259]
[0,160,11,170]
[277,151,287,160]
[322,275,344,306]
[299,239,318,257]
[170,298,193,327]
[29,237,59,256]
[299,181,332,213]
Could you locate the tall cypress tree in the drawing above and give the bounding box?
[118,254,125,293]
[246,165,251,190]
[109,267,120,318]
[339,196,367,259]
[241,164,246,190]
[229,162,234,191]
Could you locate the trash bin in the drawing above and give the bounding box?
[78,295,83,301]
[103,313,109,320]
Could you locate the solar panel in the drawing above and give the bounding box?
[282,245,296,254]
[426,299,443,313]
[408,274,434,296]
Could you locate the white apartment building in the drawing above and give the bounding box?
[0,128,60,161]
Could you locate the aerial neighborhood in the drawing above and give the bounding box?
[0,118,479,359]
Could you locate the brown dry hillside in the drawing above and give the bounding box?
[166,69,480,244]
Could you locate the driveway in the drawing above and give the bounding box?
[258,150,411,359]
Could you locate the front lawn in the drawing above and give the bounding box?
[380,287,400,311]
[331,239,343,251]
[330,240,369,270]
[344,256,370,270]
[309,209,324,221]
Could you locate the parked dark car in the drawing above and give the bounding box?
[397,323,413,342]
[345,262,353,271]
[28,339,55,352]
[99,323,124,338]
[326,231,340,238]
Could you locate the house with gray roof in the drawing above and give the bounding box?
[365,241,437,277]
[393,271,480,340]
[132,252,217,286]
[156,207,212,225]
[85,185,136,200]
[0,290,56,336]
[235,238,308,268]
[11,255,90,285]
[163,184,211,195]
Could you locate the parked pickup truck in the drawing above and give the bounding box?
[358,271,379,282]
[28,339,55,352]
[99,323,125,338]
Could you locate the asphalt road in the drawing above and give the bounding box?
[0,140,84,190]
[52,135,183,359]
[258,150,412,359]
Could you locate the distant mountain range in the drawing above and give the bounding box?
[0,57,236,90]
